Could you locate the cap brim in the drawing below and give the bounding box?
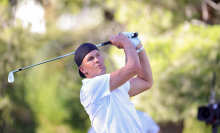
[79,70,86,78]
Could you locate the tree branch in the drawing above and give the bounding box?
[205,0,220,11]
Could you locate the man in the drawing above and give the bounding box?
[88,110,161,133]
[74,32,153,133]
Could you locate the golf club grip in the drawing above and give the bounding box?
[101,32,138,46]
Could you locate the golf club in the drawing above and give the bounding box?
[8,32,138,83]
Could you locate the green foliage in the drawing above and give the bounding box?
[1,0,220,133]
[0,6,38,133]
[131,24,220,133]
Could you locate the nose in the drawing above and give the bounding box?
[94,57,100,63]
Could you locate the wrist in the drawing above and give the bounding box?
[136,45,144,53]
[135,43,142,50]
[123,40,134,49]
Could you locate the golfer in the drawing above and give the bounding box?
[74,32,153,133]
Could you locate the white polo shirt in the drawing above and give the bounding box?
[80,74,143,133]
[88,111,160,133]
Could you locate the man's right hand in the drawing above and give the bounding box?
[108,33,133,49]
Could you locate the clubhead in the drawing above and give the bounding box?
[8,72,14,83]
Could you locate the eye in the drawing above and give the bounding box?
[97,54,100,57]
[88,57,93,61]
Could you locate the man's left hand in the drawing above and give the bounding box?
[122,32,141,48]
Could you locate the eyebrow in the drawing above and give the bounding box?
[87,56,93,61]
[87,52,100,61]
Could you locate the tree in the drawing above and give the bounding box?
[1,0,220,133]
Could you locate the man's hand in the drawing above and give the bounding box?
[123,32,141,48]
[108,33,132,49]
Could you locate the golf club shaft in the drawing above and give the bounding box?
[11,32,138,73]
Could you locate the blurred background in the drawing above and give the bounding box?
[1,0,220,133]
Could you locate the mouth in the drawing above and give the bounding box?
[96,64,102,68]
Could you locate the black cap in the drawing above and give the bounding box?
[74,43,99,78]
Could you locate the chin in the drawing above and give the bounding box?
[97,71,106,77]
[101,69,106,74]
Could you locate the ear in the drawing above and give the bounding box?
[79,66,88,75]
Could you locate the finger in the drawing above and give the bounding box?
[129,32,134,38]
[123,32,128,37]
[125,32,131,38]
[128,32,132,38]
[108,36,114,42]
[124,32,129,38]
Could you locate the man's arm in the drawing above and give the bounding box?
[108,34,140,91]
[128,42,153,97]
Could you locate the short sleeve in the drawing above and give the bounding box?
[124,81,130,93]
[80,74,110,108]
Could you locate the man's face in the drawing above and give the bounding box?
[79,50,106,78]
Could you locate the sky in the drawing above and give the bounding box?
[14,0,103,33]
[15,0,46,33]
